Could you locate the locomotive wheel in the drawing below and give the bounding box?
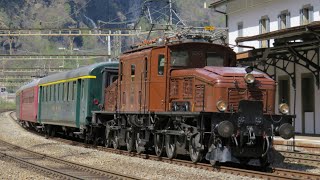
[239,158,250,165]
[259,156,270,167]
[210,160,217,166]
[104,127,111,147]
[126,130,135,152]
[135,132,143,154]
[154,133,164,157]
[112,130,120,149]
[189,134,203,163]
[165,135,177,159]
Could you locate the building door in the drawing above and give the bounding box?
[278,76,290,106]
[301,74,315,134]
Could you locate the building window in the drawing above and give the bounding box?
[278,10,290,29]
[300,5,313,25]
[237,22,243,52]
[259,16,270,48]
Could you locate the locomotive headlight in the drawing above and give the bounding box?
[244,73,255,84]
[216,100,227,112]
[279,103,289,114]
[217,121,234,138]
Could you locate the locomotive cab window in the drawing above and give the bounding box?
[158,55,165,75]
[170,50,189,67]
[131,64,135,81]
[206,52,224,67]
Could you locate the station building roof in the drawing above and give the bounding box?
[236,21,320,44]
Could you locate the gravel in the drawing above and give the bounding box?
[0,112,258,180]
[0,158,51,179]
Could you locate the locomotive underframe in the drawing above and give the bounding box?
[91,108,293,165]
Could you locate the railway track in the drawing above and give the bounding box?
[8,111,320,180]
[0,139,138,180]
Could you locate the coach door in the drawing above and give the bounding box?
[149,48,167,111]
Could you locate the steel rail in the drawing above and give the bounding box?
[280,150,320,166]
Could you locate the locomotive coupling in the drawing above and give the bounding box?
[277,123,294,140]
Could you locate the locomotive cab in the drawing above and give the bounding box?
[166,43,294,166]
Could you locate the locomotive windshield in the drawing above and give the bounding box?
[170,49,225,67]
[169,43,235,68]
[170,50,189,66]
[206,52,224,66]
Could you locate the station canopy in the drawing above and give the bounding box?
[236,21,320,89]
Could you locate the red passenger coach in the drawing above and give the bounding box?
[16,79,40,123]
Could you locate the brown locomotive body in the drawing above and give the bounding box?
[96,40,294,166]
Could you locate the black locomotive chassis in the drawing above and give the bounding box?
[92,110,294,159]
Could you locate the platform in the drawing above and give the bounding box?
[274,136,320,153]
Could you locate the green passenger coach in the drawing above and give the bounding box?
[38,62,118,130]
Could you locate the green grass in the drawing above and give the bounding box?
[0,99,16,110]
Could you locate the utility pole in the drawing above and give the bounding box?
[107,30,111,62]
[169,0,173,26]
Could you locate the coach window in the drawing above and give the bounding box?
[68,82,73,101]
[81,80,85,100]
[55,84,58,101]
[44,87,47,102]
[59,84,61,101]
[73,81,76,101]
[158,55,165,75]
[64,82,69,101]
[45,87,47,102]
[48,86,51,102]
[51,85,54,101]
[42,88,45,102]
[61,83,66,101]
[131,64,135,81]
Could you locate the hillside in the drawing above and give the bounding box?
[0,0,224,69]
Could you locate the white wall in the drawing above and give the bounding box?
[228,0,320,52]
[227,0,320,134]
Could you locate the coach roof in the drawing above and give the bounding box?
[39,62,118,85]
[16,78,41,94]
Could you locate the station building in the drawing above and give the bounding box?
[210,0,320,135]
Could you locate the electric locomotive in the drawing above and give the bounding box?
[92,36,294,166]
